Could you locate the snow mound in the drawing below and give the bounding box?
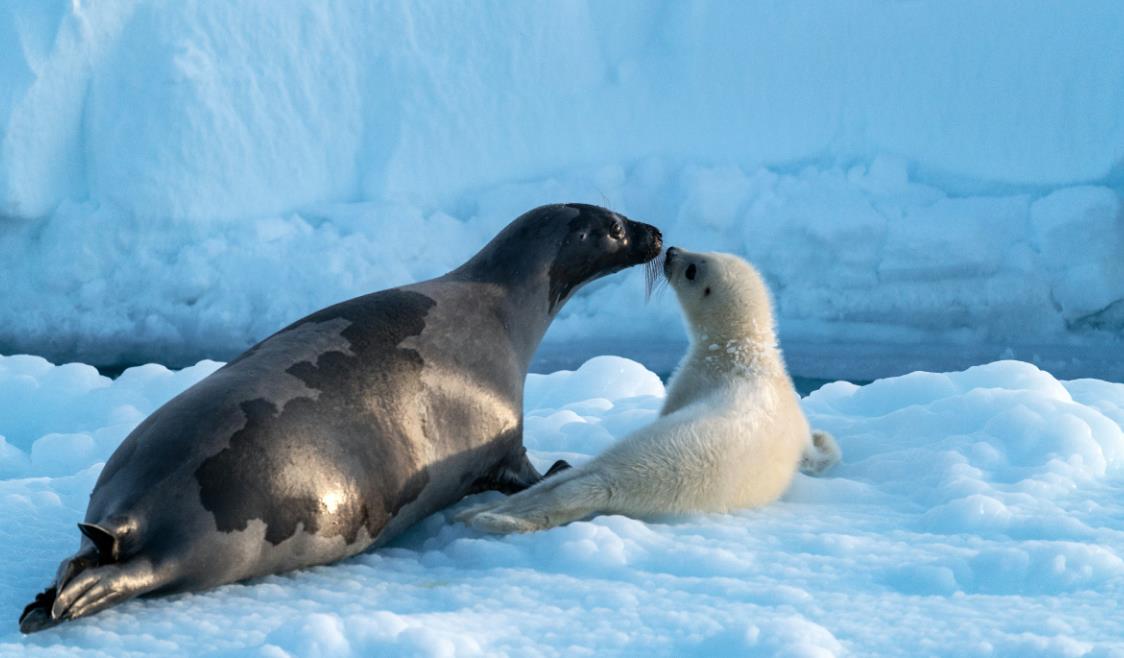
[2,354,1123,656]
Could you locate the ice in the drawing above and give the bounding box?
[1,2,1123,376]
[2,1,1124,652]
[1,354,1123,656]
[0,358,220,490]
[2,163,1121,378]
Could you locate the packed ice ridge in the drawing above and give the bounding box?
[1,354,1122,656]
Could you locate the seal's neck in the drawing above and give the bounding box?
[446,258,559,370]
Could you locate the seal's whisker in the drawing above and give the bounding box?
[644,250,668,302]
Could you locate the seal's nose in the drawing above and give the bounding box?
[629,221,662,259]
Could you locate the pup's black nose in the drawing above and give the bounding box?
[663,246,679,277]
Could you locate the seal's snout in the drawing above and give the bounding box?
[628,220,663,262]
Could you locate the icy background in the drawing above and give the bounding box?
[3,2,1124,654]
[2,1,1123,377]
[2,354,1123,656]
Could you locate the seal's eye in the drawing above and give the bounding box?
[685,264,697,281]
[609,222,625,240]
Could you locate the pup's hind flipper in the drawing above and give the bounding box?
[800,430,841,475]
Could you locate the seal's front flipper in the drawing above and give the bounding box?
[474,451,572,495]
[544,460,571,477]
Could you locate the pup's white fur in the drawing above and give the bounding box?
[459,250,840,533]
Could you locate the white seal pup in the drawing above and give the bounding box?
[459,247,840,533]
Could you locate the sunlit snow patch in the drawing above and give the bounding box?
[1,354,1122,656]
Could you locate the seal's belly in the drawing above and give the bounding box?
[192,365,518,566]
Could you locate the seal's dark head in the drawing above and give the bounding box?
[547,203,663,311]
[457,203,663,313]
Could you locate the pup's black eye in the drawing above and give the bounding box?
[685,264,697,281]
[609,222,625,240]
[704,287,711,296]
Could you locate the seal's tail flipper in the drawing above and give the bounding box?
[19,586,61,633]
[461,469,610,533]
[19,520,165,633]
[78,522,120,562]
[19,535,101,634]
[48,558,162,623]
[800,430,842,476]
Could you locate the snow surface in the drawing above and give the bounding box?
[2,354,1123,657]
[1,1,1123,373]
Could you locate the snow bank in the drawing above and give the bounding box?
[2,354,1123,656]
[1,1,1123,374]
[2,159,1123,378]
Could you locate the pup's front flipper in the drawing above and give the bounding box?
[467,469,609,533]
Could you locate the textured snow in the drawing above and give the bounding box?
[2,1,1123,373]
[2,354,1123,657]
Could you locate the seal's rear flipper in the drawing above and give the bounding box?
[78,522,119,563]
[50,559,161,623]
[19,543,100,634]
[19,587,60,634]
[20,519,159,633]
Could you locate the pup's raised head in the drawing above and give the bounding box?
[662,247,775,343]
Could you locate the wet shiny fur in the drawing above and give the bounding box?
[20,203,662,632]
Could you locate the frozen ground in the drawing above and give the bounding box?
[2,354,1122,657]
[2,1,1123,373]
